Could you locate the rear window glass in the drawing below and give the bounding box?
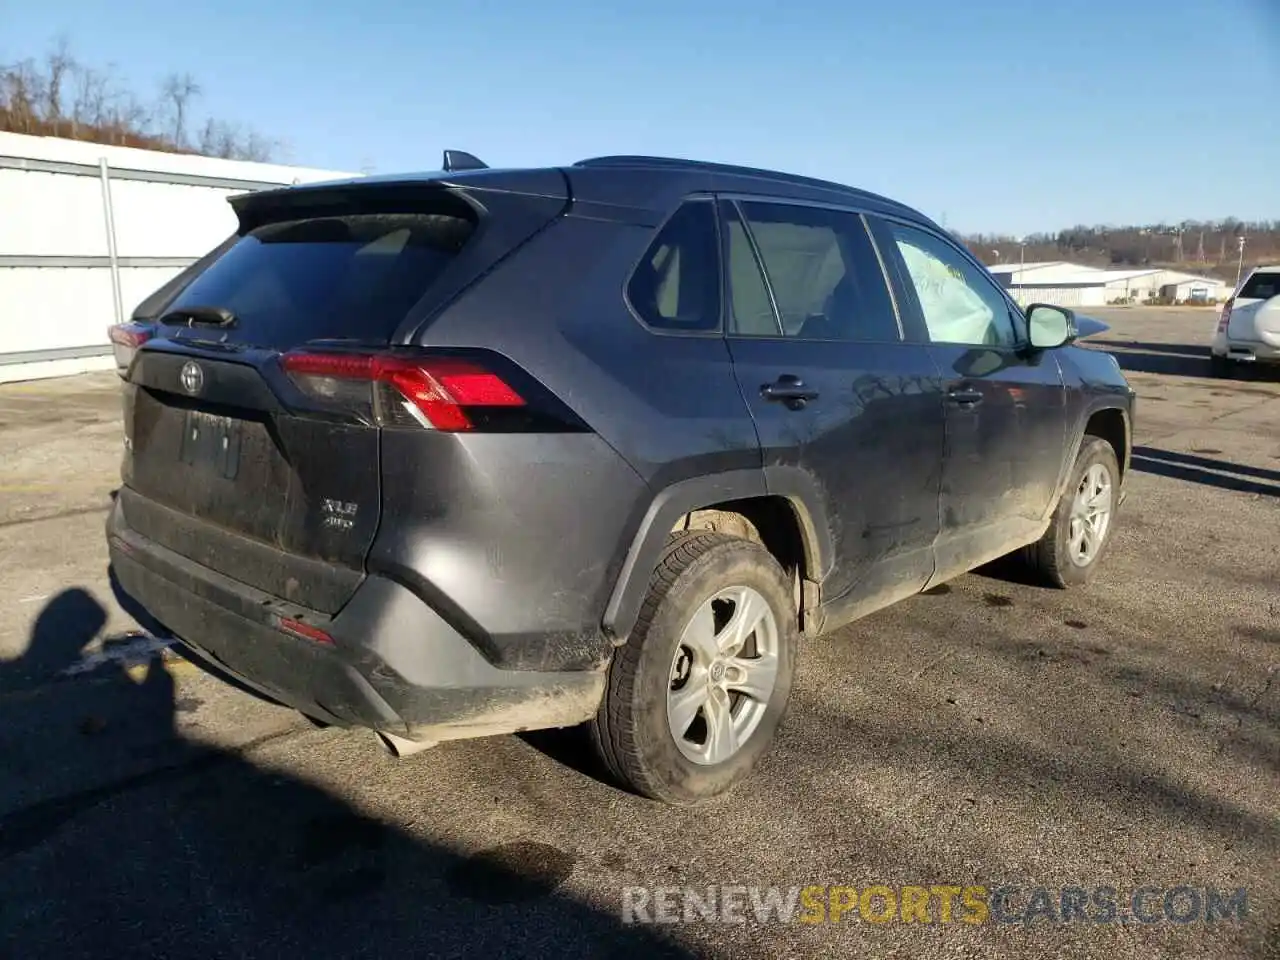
[165,213,474,347]
[1239,272,1280,301]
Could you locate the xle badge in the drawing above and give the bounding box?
[321,499,358,531]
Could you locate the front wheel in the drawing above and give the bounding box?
[590,532,798,804]
[1029,436,1121,588]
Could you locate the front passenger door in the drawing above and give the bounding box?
[870,218,1070,582]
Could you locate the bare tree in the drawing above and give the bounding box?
[5,37,278,161]
[0,58,46,134]
[160,71,201,147]
[196,116,220,156]
[43,35,74,136]
[240,130,274,163]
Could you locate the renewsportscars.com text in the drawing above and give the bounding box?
[621,884,1249,926]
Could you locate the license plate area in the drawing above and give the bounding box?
[180,410,243,479]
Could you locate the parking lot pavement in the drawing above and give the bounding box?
[0,310,1276,959]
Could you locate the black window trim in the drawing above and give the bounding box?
[716,193,906,344]
[871,212,1029,352]
[622,194,725,338]
[719,199,784,337]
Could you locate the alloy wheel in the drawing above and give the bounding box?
[666,586,780,765]
[1068,462,1113,566]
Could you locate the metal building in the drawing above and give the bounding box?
[0,132,356,382]
[988,261,1228,307]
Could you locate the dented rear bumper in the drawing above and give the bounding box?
[107,500,605,743]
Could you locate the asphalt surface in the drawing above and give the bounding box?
[0,307,1276,959]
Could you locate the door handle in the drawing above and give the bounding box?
[761,375,819,410]
[946,387,983,406]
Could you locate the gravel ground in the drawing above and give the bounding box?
[0,307,1275,959]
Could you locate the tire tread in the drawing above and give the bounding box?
[590,531,757,802]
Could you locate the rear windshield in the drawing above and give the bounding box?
[1239,271,1280,301]
[164,212,475,348]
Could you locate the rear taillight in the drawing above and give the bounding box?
[107,322,153,376]
[1217,299,1234,332]
[280,352,527,432]
[275,615,334,645]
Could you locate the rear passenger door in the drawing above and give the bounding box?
[869,217,1069,581]
[720,198,946,624]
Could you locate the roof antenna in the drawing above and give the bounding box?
[442,150,487,172]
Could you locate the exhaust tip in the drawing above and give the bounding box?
[375,730,436,759]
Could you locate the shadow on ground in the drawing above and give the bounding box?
[1088,339,1280,382]
[1089,342,1213,377]
[0,587,692,959]
[1132,447,1280,498]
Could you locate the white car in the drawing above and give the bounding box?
[1212,266,1280,375]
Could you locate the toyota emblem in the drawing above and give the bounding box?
[180,361,205,396]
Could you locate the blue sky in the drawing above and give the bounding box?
[4,0,1277,235]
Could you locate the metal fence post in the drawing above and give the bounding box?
[98,157,125,325]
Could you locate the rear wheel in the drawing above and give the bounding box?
[1029,436,1120,588]
[590,532,798,804]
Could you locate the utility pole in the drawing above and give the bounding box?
[1235,236,1247,291]
[1017,238,1027,305]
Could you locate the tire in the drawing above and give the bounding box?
[1210,353,1232,378]
[1029,436,1121,588]
[590,531,798,804]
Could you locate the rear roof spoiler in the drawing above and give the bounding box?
[442,149,487,172]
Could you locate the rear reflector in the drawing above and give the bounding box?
[280,352,526,431]
[275,615,334,645]
[107,322,153,376]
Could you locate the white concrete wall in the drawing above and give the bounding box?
[0,131,357,382]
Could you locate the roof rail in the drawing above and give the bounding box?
[442,149,487,172]
[573,155,869,197]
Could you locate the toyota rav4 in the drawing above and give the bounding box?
[106,152,1135,804]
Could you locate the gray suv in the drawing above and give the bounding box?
[107,153,1135,803]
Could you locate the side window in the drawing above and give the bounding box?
[627,201,721,332]
[723,203,781,335]
[882,221,1017,347]
[729,201,900,342]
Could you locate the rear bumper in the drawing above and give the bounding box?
[106,501,606,742]
[1220,340,1280,363]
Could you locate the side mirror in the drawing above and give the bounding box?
[1026,303,1078,350]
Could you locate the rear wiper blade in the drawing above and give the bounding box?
[171,338,246,352]
[159,305,238,328]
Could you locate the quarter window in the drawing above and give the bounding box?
[884,222,1017,347]
[627,201,721,332]
[729,201,900,342]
